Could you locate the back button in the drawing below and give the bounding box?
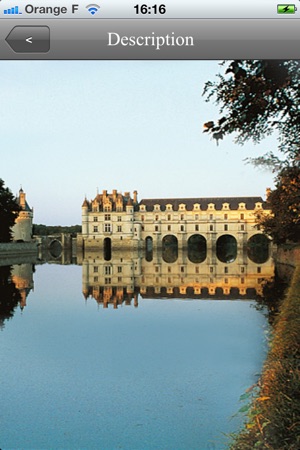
[6,26,50,53]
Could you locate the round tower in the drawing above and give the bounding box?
[82,198,89,236]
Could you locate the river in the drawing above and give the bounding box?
[0,254,272,449]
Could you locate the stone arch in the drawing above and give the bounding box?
[145,236,153,262]
[216,234,237,263]
[187,234,207,263]
[162,234,178,263]
[103,237,111,261]
[48,239,62,258]
[247,234,270,263]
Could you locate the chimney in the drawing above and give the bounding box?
[112,189,117,201]
[133,190,138,203]
[266,187,271,200]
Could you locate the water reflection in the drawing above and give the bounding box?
[80,247,274,308]
[0,264,34,328]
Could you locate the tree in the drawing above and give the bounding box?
[0,179,20,243]
[203,60,300,244]
[257,166,300,244]
[203,60,300,169]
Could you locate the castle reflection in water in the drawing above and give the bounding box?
[0,240,275,325]
[78,244,275,309]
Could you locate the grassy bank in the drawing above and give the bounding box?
[230,264,300,450]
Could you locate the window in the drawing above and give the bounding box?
[180,266,184,273]
[105,278,111,284]
[168,266,171,273]
[195,267,199,273]
[141,215,144,221]
[257,267,261,274]
[210,267,214,273]
[155,225,159,232]
[118,266,122,273]
[224,214,228,220]
[167,214,171,220]
[104,205,111,212]
[241,266,245,273]
[195,214,199,220]
[117,216,122,221]
[93,226,98,232]
[180,225,184,231]
[241,224,245,231]
[117,225,122,232]
[93,266,98,272]
[104,223,111,232]
[93,217,98,222]
[195,224,199,231]
[209,225,213,231]
[155,266,159,273]
[155,214,159,221]
[105,266,111,275]
[104,214,111,221]
[224,267,228,273]
[93,276,98,282]
[180,214,184,220]
[224,224,228,231]
[240,213,244,220]
[209,214,213,220]
[118,277,122,282]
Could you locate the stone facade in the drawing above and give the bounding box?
[78,189,271,251]
[12,188,33,242]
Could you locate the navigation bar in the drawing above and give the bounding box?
[1,19,300,59]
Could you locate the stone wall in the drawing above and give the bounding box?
[274,244,300,282]
[0,242,38,259]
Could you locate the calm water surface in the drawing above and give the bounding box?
[0,264,268,449]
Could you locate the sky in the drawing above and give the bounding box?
[1,61,278,225]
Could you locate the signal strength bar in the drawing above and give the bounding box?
[4,6,22,14]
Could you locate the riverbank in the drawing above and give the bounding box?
[230,262,300,450]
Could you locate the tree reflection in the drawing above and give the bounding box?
[0,265,21,329]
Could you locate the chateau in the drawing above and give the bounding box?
[78,189,271,251]
[12,188,33,242]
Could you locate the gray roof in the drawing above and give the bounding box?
[139,197,266,211]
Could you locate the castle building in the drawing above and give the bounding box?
[78,189,271,252]
[12,188,33,242]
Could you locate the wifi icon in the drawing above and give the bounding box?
[86,4,100,15]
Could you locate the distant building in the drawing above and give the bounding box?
[78,188,271,251]
[12,188,33,242]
